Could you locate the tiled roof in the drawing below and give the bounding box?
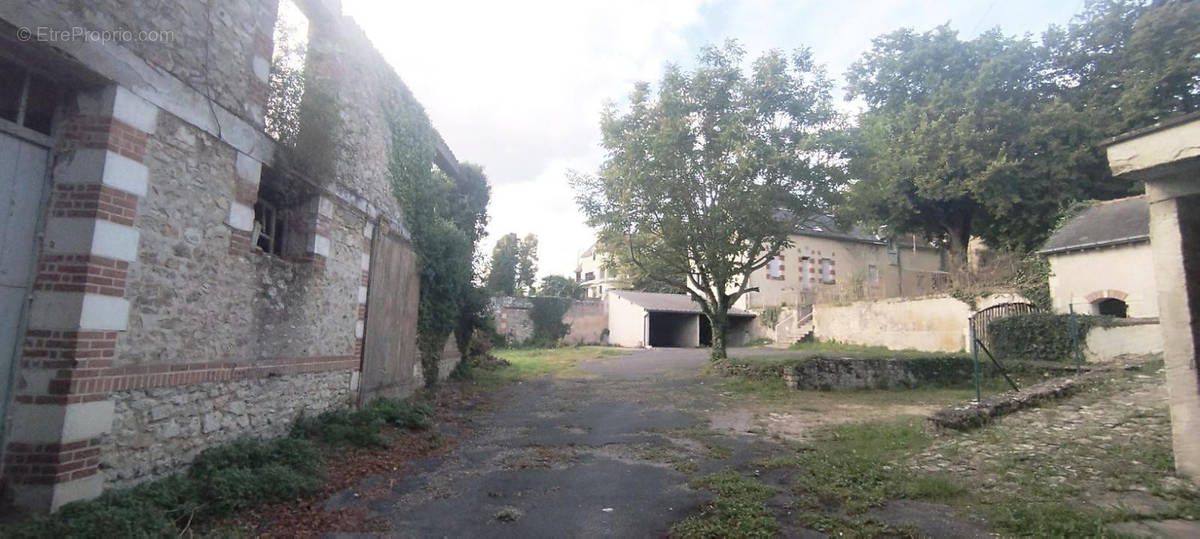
[1039,195,1149,255]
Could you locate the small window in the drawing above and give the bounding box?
[0,57,60,136]
[800,257,813,290]
[253,198,285,255]
[868,265,879,284]
[819,258,834,284]
[767,257,782,280]
[584,271,595,281]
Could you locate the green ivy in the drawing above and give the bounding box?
[529,296,572,345]
[989,313,1116,362]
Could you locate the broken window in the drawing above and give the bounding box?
[252,165,318,259]
[0,57,60,136]
[265,0,310,144]
[819,258,834,284]
[1094,298,1128,318]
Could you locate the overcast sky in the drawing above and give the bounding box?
[342,0,1084,280]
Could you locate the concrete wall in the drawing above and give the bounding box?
[1047,242,1159,318]
[813,295,972,353]
[737,233,944,310]
[563,300,607,345]
[606,293,647,348]
[1084,320,1163,362]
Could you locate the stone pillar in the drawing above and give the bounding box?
[1147,181,1200,481]
[3,86,157,511]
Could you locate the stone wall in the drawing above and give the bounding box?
[492,296,534,344]
[102,370,351,486]
[782,357,974,390]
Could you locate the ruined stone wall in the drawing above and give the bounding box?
[492,297,535,344]
[563,300,608,345]
[101,369,350,486]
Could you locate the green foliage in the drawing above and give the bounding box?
[539,274,585,299]
[670,470,780,538]
[572,40,843,360]
[529,296,573,345]
[841,26,1126,261]
[989,312,1116,362]
[291,398,433,448]
[758,306,780,329]
[487,233,538,296]
[385,85,491,386]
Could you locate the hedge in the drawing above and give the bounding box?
[988,313,1116,362]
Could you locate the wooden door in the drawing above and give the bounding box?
[359,223,421,402]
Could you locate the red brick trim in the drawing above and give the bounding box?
[1085,289,1129,303]
[51,184,138,226]
[229,229,254,257]
[33,255,129,297]
[3,438,103,485]
[59,116,147,162]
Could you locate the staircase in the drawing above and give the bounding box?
[773,306,814,345]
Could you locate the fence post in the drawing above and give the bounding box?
[971,323,982,404]
[1069,304,1083,375]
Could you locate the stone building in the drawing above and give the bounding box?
[1039,195,1158,318]
[0,0,461,510]
[1104,112,1200,485]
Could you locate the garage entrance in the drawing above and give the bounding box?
[647,312,700,348]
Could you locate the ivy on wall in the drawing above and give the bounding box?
[383,83,490,387]
[989,313,1116,362]
[529,297,572,345]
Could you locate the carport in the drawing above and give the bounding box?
[607,290,756,348]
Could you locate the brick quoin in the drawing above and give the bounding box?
[50,184,139,226]
[58,115,147,161]
[33,255,129,297]
[3,439,104,485]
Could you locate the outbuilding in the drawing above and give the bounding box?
[606,291,755,348]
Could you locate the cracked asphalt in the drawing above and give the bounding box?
[323,347,782,538]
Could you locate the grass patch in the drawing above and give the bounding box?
[482,346,629,382]
[670,469,779,538]
[2,397,433,538]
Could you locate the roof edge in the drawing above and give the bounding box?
[1037,235,1150,256]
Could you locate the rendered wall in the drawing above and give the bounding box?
[606,293,647,348]
[813,295,972,353]
[563,300,608,345]
[1047,243,1159,318]
[1084,320,1163,362]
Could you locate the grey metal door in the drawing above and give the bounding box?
[1,131,49,421]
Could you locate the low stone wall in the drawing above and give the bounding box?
[783,357,975,390]
[101,369,352,487]
[491,296,534,344]
[1085,319,1162,362]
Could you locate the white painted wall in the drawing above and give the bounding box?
[606,292,647,347]
[1047,242,1159,318]
[1084,321,1163,362]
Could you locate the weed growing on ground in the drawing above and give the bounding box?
[1,397,434,538]
[670,469,779,538]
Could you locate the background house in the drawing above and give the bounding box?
[1039,195,1157,318]
[575,242,627,299]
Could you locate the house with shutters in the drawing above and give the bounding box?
[0,0,459,511]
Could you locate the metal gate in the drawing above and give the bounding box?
[1,130,51,433]
[969,301,1039,350]
[359,222,421,403]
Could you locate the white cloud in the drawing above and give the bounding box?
[342,0,1082,279]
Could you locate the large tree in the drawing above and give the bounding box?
[485,233,520,296]
[572,41,843,360]
[539,275,585,299]
[840,26,1126,262]
[517,234,539,296]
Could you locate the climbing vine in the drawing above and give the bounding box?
[384,82,490,386]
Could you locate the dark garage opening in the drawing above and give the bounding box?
[648,312,698,347]
[699,315,712,346]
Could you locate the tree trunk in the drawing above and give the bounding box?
[708,312,729,361]
[944,221,971,273]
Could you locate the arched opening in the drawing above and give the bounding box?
[1094,298,1128,318]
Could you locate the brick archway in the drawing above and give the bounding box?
[1084,289,1129,303]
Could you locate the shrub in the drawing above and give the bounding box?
[988,313,1115,362]
[529,296,572,345]
[291,398,434,447]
